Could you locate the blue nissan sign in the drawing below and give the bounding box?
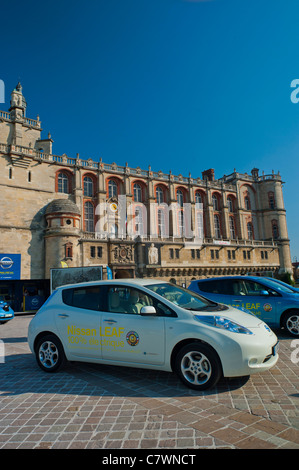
[0,254,21,280]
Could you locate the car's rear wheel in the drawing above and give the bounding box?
[175,342,222,391]
[35,334,66,372]
[282,310,299,337]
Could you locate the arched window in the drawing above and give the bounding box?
[156,186,164,205]
[195,192,202,205]
[212,194,219,211]
[247,221,254,240]
[83,176,93,197]
[177,189,184,207]
[108,179,118,199]
[133,183,143,203]
[229,216,236,239]
[57,171,70,194]
[84,201,94,232]
[214,214,221,239]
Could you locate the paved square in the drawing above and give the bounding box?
[0,314,299,449]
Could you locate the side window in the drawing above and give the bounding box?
[62,286,103,310]
[198,280,231,295]
[106,286,176,317]
[107,286,151,314]
[197,281,217,293]
[243,281,279,297]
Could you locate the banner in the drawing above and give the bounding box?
[0,254,21,280]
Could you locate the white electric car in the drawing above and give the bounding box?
[28,279,279,390]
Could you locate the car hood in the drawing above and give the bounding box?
[192,304,264,328]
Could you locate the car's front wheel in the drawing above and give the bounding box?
[35,334,66,372]
[175,342,222,391]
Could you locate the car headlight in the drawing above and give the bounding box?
[195,315,253,335]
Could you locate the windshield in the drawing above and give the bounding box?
[261,278,296,294]
[145,283,218,311]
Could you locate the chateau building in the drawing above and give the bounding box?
[0,83,293,311]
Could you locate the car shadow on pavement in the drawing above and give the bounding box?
[0,350,250,399]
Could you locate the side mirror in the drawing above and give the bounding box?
[140,306,157,316]
[260,290,269,296]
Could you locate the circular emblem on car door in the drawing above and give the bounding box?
[263,303,272,312]
[126,331,139,347]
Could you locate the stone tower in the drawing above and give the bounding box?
[44,199,81,278]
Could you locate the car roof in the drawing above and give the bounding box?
[195,276,268,282]
[56,278,168,291]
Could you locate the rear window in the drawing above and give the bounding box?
[62,286,103,311]
[198,280,232,295]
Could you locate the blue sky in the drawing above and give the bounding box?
[1,0,299,260]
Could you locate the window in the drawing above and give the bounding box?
[227,250,235,260]
[247,222,254,240]
[272,220,279,239]
[231,280,277,297]
[169,248,174,259]
[195,192,202,205]
[156,186,164,205]
[214,214,221,239]
[62,285,103,311]
[196,211,204,239]
[57,172,70,193]
[65,242,73,259]
[268,192,275,210]
[157,209,166,237]
[90,246,95,258]
[133,183,143,202]
[134,207,144,235]
[243,250,251,260]
[84,201,94,232]
[227,196,234,213]
[108,179,118,199]
[212,194,219,211]
[244,194,251,210]
[210,249,219,260]
[97,246,103,258]
[175,249,180,259]
[84,176,94,197]
[178,210,184,236]
[191,249,200,259]
[197,279,232,295]
[177,189,184,207]
[229,216,236,239]
[106,286,176,316]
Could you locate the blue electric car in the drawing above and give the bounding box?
[188,276,299,336]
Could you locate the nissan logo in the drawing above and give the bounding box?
[0,257,14,269]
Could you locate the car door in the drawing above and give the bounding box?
[229,279,278,324]
[100,285,165,365]
[55,285,103,359]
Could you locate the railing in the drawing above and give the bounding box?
[0,142,282,188]
[0,111,10,120]
[79,231,278,247]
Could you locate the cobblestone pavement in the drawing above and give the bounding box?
[0,314,299,450]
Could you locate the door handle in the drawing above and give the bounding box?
[232,300,241,303]
[58,314,69,318]
[103,319,118,324]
